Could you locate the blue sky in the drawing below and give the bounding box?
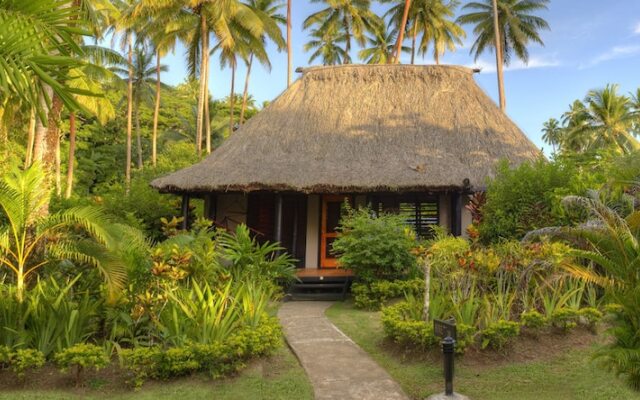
[160,0,640,152]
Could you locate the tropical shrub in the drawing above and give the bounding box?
[481,320,520,350]
[10,349,45,382]
[333,206,419,282]
[520,310,547,329]
[351,278,424,310]
[55,344,110,387]
[120,316,281,388]
[525,192,640,389]
[478,159,584,243]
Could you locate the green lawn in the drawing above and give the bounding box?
[326,301,640,400]
[0,346,313,400]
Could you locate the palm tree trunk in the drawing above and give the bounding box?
[343,16,351,64]
[393,0,412,64]
[229,62,236,135]
[65,112,76,199]
[492,0,506,111]
[204,39,211,154]
[126,35,133,192]
[135,99,143,169]
[45,95,63,173]
[435,50,440,65]
[287,0,292,86]
[25,109,36,168]
[55,130,61,196]
[195,14,207,156]
[410,23,417,65]
[152,50,161,167]
[239,53,253,125]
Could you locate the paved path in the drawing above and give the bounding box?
[278,302,409,400]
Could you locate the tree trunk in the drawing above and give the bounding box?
[435,50,440,65]
[195,14,207,156]
[287,0,292,86]
[343,16,351,64]
[239,53,254,125]
[25,109,36,168]
[392,0,412,64]
[422,257,431,322]
[65,112,76,199]
[204,38,211,154]
[152,50,161,167]
[229,62,236,135]
[135,99,143,169]
[55,129,61,196]
[125,35,133,192]
[33,88,51,164]
[492,0,506,111]
[410,23,417,65]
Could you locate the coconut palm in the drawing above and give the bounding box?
[239,0,286,126]
[305,25,350,65]
[0,164,128,302]
[0,0,88,125]
[457,0,550,109]
[385,0,465,64]
[565,85,640,155]
[358,28,408,64]
[541,117,562,155]
[113,46,168,169]
[303,0,382,64]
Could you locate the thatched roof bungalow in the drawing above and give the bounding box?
[153,64,539,270]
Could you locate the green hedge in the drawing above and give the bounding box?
[381,302,475,354]
[352,279,424,310]
[120,315,281,388]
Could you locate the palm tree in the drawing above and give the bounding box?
[239,0,286,126]
[391,0,411,63]
[287,0,292,86]
[385,0,465,64]
[416,0,465,64]
[578,85,639,154]
[0,164,128,302]
[541,117,562,155]
[305,25,350,65]
[457,0,550,109]
[113,46,168,169]
[303,0,381,64]
[560,100,590,153]
[358,28,408,64]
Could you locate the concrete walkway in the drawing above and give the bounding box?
[278,302,409,400]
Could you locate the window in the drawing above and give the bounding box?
[372,194,439,238]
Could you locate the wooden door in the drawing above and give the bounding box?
[320,195,349,268]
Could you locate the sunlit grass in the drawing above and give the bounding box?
[326,301,640,400]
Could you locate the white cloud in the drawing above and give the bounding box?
[580,44,640,69]
[634,21,640,35]
[467,56,561,73]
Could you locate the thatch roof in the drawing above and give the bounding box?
[152,64,540,194]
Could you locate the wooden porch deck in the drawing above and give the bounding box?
[295,268,354,278]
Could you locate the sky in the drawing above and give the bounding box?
[159,0,640,152]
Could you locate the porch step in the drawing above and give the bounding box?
[287,272,353,301]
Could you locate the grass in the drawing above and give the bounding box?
[326,301,640,400]
[0,346,313,400]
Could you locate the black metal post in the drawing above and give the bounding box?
[442,336,455,396]
[181,194,190,230]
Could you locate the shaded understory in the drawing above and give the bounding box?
[0,346,313,400]
[326,301,640,400]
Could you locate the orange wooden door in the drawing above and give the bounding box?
[320,195,349,268]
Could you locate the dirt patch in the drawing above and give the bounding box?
[376,327,603,369]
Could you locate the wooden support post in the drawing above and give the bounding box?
[204,194,217,221]
[450,193,462,237]
[181,194,190,230]
[291,198,298,257]
[274,194,283,244]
